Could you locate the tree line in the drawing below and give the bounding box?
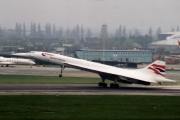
[0,23,179,52]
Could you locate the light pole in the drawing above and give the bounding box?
[102,24,107,61]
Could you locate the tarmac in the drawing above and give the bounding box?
[0,65,180,95]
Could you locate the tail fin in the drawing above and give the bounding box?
[144,60,166,77]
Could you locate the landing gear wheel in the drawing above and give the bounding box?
[98,82,107,88]
[115,84,119,88]
[102,83,107,88]
[98,82,103,87]
[110,83,115,88]
[110,83,119,88]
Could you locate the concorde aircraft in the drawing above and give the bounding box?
[13,51,175,88]
[0,56,35,67]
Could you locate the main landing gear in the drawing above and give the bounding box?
[98,82,119,88]
[98,78,107,87]
[98,82,107,87]
[110,83,119,88]
[59,65,65,77]
[98,76,119,88]
[110,77,119,88]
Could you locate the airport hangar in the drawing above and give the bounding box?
[149,32,180,54]
[148,38,180,55]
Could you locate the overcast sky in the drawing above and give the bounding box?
[0,0,180,33]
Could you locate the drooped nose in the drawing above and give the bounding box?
[12,53,30,57]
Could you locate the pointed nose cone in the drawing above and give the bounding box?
[30,60,36,65]
[12,53,30,58]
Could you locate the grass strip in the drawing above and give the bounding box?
[0,74,101,84]
[0,95,179,120]
[0,74,179,85]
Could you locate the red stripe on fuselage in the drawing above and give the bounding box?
[151,64,165,69]
[148,67,165,77]
[42,52,54,56]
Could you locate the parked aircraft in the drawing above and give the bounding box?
[13,51,175,88]
[0,56,35,67]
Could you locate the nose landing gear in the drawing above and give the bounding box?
[59,65,65,77]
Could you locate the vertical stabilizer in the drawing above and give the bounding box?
[144,60,166,77]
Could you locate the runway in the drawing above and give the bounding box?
[0,84,180,96]
[0,65,180,95]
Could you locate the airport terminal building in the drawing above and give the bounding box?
[75,50,152,68]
